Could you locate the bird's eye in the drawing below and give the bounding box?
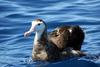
[38,23,41,26]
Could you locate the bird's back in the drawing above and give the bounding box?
[48,25,85,51]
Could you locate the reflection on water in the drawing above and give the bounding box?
[0,0,100,67]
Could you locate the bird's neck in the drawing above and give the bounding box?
[34,32,42,45]
[32,30,48,60]
[34,30,47,46]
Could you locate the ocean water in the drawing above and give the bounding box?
[0,0,100,67]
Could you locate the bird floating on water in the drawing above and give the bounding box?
[24,19,85,61]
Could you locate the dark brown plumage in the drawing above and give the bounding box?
[48,25,85,51]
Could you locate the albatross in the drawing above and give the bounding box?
[24,19,85,61]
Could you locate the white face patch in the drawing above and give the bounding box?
[31,20,45,32]
[27,20,45,34]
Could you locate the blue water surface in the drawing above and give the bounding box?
[0,0,100,67]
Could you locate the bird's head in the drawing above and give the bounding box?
[24,19,46,37]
